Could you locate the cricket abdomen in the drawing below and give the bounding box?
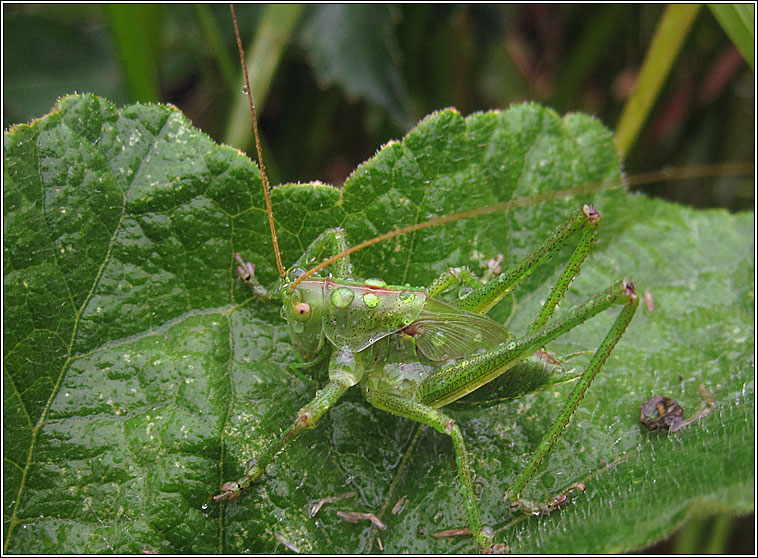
[446,351,570,410]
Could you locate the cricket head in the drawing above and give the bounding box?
[280,277,326,361]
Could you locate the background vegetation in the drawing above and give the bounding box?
[4,4,754,208]
[4,3,754,554]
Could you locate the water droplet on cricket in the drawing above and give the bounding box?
[241,84,249,94]
[364,278,386,288]
[458,286,473,299]
[363,292,380,308]
[399,290,415,302]
[330,286,355,308]
[431,331,446,347]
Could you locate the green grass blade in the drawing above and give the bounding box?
[614,4,702,155]
[103,4,163,102]
[223,4,305,151]
[704,515,736,554]
[672,516,707,554]
[708,4,755,71]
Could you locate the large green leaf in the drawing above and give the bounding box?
[3,94,753,554]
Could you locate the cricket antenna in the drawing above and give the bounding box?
[230,4,286,278]
[286,160,754,292]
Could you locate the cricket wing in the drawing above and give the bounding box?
[409,298,514,362]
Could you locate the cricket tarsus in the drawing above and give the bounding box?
[508,482,586,515]
[234,252,269,299]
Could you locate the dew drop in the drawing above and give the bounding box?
[431,331,446,347]
[458,286,473,299]
[241,84,249,94]
[364,278,387,288]
[399,290,415,302]
[330,286,355,308]
[363,292,380,308]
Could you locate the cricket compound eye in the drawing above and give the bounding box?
[293,302,312,322]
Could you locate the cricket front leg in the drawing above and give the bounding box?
[234,252,272,300]
[290,227,352,278]
[215,349,359,501]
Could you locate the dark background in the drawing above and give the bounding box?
[4,4,754,210]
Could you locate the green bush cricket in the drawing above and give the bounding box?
[214,6,641,552]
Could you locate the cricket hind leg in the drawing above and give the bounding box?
[361,387,506,552]
[418,280,638,408]
[456,205,600,316]
[417,280,638,514]
[447,349,571,411]
[503,281,639,514]
[425,205,635,514]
